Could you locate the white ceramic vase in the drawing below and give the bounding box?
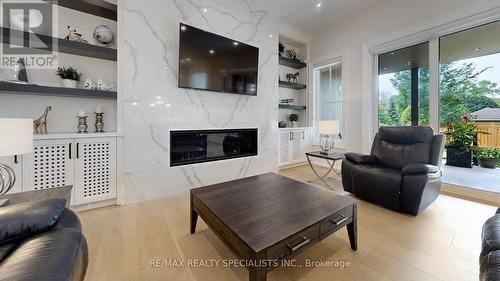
[62,79,78,88]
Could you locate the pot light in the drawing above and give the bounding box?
[233,41,239,46]
[132,102,138,106]
[150,103,156,107]
[268,34,273,38]
[203,8,208,12]
[165,104,171,107]
[316,3,322,8]
[180,25,187,31]
[390,52,395,55]
[209,49,215,54]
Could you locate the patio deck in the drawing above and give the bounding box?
[442,164,500,193]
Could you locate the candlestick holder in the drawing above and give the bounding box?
[95,112,104,133]
[77,116,88,133]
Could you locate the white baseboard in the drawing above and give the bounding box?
[441,183,500,206]
[72,198,117,212]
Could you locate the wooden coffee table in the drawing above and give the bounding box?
[190,173,357,281]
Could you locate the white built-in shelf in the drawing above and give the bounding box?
[0,82,117,99]
[34,132,122,140]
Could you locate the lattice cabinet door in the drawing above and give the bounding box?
[22,139,75,198]
[74,137,116,205]
[0,155,23,194]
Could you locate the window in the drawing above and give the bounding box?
[314,62,342,139]
[378,42,430,126]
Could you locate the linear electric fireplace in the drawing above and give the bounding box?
[170,129,258,166]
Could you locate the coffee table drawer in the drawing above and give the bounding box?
[320,206,353,236]
[267,224,319,260]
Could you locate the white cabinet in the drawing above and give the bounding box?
[74,137,116,204]
[279,129,312,167]
[0,155,23,194]
[22,137,117,206]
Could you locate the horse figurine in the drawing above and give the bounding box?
[64,26,88,43]
[33,106,52,134]
[286,72,300,84]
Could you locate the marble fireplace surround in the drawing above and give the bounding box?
[120,0,280,204]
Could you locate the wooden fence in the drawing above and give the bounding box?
[476,122,500,148]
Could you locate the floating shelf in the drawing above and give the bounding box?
[279,56,307,69]
[43,0,117,21]
[279,80,307,90]
[1,28,117,61]
[0,82,117,99]
[279,104,307,110]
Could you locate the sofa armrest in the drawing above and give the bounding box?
[345,153,378,165]
[0,198,66,244]
[402,164,439,176]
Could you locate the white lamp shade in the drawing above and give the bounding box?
[0,119,33,157]
[317,120,339,135]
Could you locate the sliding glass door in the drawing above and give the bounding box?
[378,43,429,126]
[439,21,500,148]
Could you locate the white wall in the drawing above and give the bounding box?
[119,0,279,203]
[310,0,488,152]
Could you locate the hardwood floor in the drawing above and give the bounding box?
[79,164,496,281]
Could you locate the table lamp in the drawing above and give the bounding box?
[317,120,339,155]
[0,119,33,206]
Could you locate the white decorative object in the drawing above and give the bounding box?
[77,110,86,117]
[0,119,33,204]
[93,25,114,45]
[96,79,114,91]
[317,120,339,154]
[82,78,95,90]
[62,79,78,88]
[95,106,103,113]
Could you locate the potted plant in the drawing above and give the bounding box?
[289,113,299,128]
[56,66,81,88]
[473,147,500,169]
[443,114,485,168]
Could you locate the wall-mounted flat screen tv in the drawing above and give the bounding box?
[178,24,259,96]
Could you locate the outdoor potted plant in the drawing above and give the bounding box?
[473,147,500,169]
[289,113,299,128]
[443,114,485,168]
[56,66,81,88]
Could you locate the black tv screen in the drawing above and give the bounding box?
[178,24,259,96]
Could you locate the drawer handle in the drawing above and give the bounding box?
[330,215,349,226]
[287,236,310,252]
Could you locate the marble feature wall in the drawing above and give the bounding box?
[120,0,279,203]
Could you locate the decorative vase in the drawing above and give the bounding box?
[445,146,472,168]
[62,79,78,88]
[292,121,298,128]
[478,158,498,169]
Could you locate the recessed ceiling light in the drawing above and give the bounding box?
[180,25,187,31]
[390,52,395,55]
[209,49,215,54]
[150,103,156,107]
[268,34,273,38]
[165,104,171,107]
[203,8,208,12]
[316,3,322,8]
[233,41,239,46]
[155,96,161,99]
[132,102,138,106]
[474,48,481,51]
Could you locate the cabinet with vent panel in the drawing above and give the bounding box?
[22,137,116,206]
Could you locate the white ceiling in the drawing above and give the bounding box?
[251,0,388,34]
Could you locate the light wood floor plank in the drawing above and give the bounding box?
[79,165,497,281]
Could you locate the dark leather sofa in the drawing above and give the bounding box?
[0,198,88,281]
[342,126,445,216]
[481,208,500,281]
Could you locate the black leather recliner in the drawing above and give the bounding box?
[0,198,88,281]
[342,126,445,216]
[481,208,500,281]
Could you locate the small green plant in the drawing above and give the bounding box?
[473,147,500,159]
[56,66,81,81]
[443,114,487,152]
[289,113,299,122]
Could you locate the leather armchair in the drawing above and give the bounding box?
[342,126,445,216]
[480,208,500,281]
[0,198,88,281]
